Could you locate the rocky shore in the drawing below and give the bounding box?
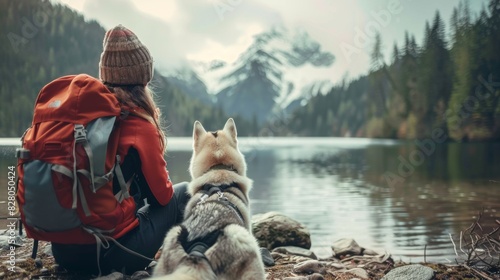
[0,211,498,280]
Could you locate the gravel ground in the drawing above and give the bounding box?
[1,238,499,280]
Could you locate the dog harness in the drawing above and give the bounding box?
[181,182,246,260]
[179,225,221,260]
[197,182,245,224]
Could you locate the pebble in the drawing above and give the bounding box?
[51,263,66,272]
[293,260,326,274]
[130,270,150,279]
[331,238,363,257]
[34,258,43,268]
[284,277,308,280]
[0,235,23,249]
[43,243,53,256]
[330,262,345,269]
[273,246,318,259]
[2,258,28,266]
[362,248,379,256]
[283,275,324,280]
[381,264,435,280]
[345,267,369,279]
[308,273,325,280]
[93,271,124,280]
[260,247,275,266]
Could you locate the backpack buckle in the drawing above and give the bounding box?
[74,124,87,142]
[16,148,30,159]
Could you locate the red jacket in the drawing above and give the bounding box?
[112,114,174,239]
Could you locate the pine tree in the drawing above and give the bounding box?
[447,0,474,140]
[368,32,388,119]
[391,43,400,64]
[370,32,384,71]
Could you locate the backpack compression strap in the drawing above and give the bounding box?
[76,115,131,203]
[113,155,132,203]
[51,156,131,217]
[51,165,92,216]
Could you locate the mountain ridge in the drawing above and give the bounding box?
[160,27,336,124]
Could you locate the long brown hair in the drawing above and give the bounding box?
[107,84,167,153]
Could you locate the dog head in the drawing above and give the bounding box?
[189,118,247,180]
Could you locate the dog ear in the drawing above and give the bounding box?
[193,121,206,143]
[223,118,237,140]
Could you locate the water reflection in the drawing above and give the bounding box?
[264,141,500,262]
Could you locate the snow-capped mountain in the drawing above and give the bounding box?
[161,27,336,123]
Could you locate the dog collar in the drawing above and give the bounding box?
[207,164,238,174]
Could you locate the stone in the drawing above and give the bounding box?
[284,277,308,280]
[34,258,43,268]
[94,271,125,280]
[260,247,275,266]
[329,262,345,269]
[130,270,150,279]
[0,236,9,249]
[345,267,369,279]
[11,236,23,247]
[252,211,311,250]
[362,248,379,256]
[381,264,434,280]
[308,273,325,280]
[43,243,53,256]
[293,260,326,274]
[273,246,317,259]
[331,238,363,257]
[0,235,23,249]
[2,258,28,266]
[270,251,286,260]
[51,263,66,273]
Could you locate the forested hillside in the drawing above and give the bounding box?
[287,0,500,141]
[0,0,104,136]
[0,0,252,137]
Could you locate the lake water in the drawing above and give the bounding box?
[1,137,499,264]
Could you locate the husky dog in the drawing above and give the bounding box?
[153,118,265,280]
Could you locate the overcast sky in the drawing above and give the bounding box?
[55,0,488,82]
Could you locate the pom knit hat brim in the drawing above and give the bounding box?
[99,24,153,85]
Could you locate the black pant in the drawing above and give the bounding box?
[51,182,190,276]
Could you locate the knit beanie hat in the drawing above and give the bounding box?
[99,24,153,85]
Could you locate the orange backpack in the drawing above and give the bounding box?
[16,74,134,244]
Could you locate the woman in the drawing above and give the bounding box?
[51,24,190,275]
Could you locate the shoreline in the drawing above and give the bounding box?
[0,235,496,280]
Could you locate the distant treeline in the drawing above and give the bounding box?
[287,0,500,141]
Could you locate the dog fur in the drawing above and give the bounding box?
[152,118,265,280]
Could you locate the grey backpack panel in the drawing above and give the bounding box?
[23,160,81,232]
[86,116,116,176]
